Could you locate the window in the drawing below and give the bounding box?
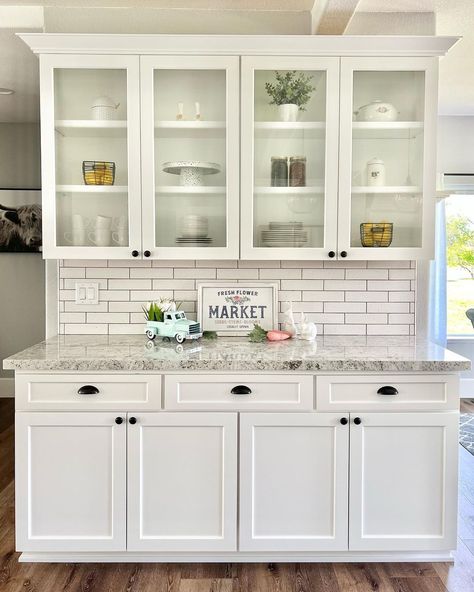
[446,195,474,336]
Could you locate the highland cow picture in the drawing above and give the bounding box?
[0,190,42,253]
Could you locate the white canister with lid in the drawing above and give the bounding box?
[91,96,120,120]
[367,157,386,187]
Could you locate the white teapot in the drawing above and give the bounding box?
[354,100,399,122]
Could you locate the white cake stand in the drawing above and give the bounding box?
[162,161,221,187]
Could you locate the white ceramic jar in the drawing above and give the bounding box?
[367,158,386,186]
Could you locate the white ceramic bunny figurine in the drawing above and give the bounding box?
[300,311,317,341]
[282,301,297,337]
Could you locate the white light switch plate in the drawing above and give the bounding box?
[75,282,99,305]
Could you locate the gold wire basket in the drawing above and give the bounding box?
[360,223,393,247]
[82,161,116,186]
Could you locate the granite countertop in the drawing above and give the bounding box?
[3,335,471,373]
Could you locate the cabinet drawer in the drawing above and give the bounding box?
[316,374,459,411]
[164,375,314,411]
[15,374,162,411]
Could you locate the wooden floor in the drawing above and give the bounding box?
[2,399,474,591]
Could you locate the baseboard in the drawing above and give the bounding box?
[460,378,474,399]
[0,378,14,398]
[19,551,455,563]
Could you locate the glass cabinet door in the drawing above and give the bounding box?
[338,57,437,260]
[240,57,339,260]
[41,55,141,258]
[140,56,239,259]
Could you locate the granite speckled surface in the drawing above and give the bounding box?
[3,335,470,373]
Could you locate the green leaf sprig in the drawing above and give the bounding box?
[265,71,316,111]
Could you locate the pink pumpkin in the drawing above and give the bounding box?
[267,330,291,341]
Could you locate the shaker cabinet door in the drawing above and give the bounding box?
[127,412,238,552]
[240,56,340,260]
[140,56,240,259]
[338,57,438,260]
[349,412,458,551]
[239,413,349,551]
[15,412,127,552]
[40,54,142,259]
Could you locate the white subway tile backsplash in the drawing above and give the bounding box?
[86,267,129,279]
[57,259,416,336]
[130,268,173,278]
[87,312,130,324]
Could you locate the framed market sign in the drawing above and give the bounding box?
[197,282,278,335]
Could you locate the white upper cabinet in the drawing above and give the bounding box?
[26,35,453,260]
[240,57,340,260]
[338,57,438,260]
[140,56,240,259]
[40,54,142,259]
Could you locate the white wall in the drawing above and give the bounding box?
[0,122,44,393]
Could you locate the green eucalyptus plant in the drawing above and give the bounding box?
[265,71,316,110]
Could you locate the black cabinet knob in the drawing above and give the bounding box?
[131,250,139,258]
[377,385,399,396]
[77,385,99,396]
[328,251,335,258]
[340,417,348,425]
[144,250,151,258]
[115,417,123,425]
[230,385,252,395]
[354,417,362,425]
[340,251,348,258]
[129,417,137,425]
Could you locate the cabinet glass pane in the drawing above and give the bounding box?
[253,70,327,249]
[54,68,130,248]
[351,71,425,249]
[153,69,227,249]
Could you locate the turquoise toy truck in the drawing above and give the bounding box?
[145,310,202,344]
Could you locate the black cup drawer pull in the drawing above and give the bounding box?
[77,385,99,396]
[231,385,252,396]
[377,385,399,396]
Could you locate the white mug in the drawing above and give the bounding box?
[64,228,86,246]
[95,215,112,230]
[89,229,112,247]
[112,226,128,246]
[114,215,127,229]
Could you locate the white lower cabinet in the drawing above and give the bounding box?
[349,412,458,551]
[15,412,127,552]
[239,413,349,552]
[15,378,459,560]
[127,412,238,552]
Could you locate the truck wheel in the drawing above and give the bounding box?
[175,333,186,344]
[146,330,156,340]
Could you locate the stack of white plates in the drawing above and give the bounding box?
[261,221,308,248]
[176,214,212,246]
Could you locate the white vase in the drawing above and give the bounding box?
[278,103,299,122]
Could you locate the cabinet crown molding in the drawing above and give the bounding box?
[17,33,459,57]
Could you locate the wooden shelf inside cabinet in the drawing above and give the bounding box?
[352,122,424,140]
[56,185,128,193]
[55,120,127,137]
[352,186,422,194]
[254,121,326,139]
[255,186,324,195]
[154,121,226,138]
[155,186,225,194]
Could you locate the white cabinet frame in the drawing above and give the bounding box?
[39,54,142,259]
[140,55,240,259]
[338,57,438,260]
[239,412,349,551]
[349,412,458,551]
[127,412,238,552]
[15,412,127,552]
[240,56,340,260]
